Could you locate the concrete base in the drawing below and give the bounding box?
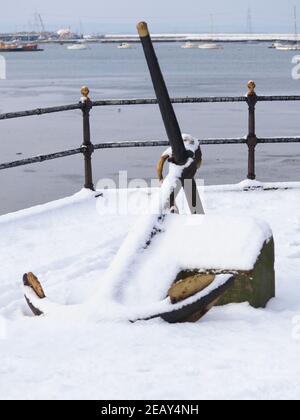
[171,238,276,314]
[217,239,275,308]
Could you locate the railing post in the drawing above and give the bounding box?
[246,80,258,180]
[80,86,95,190]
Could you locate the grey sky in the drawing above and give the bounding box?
[0,0,299,34]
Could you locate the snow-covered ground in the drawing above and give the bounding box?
[1,181,300,400]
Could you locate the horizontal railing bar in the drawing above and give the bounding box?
[0,104,82,120]
[92,96,300,107]
[94,138,246,150]
[0,97,246,120]
[0,148,82,170]
[258,137,300,143]
[1,137,299,171]
[257,96,300,102]
[1,95,300,121]
[92,96,247,107]
[94,140,169,149]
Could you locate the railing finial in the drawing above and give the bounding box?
[81,86,90,102]
[247,80,256,96]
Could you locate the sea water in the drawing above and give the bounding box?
[0,42,299,214]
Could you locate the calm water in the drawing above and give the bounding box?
[0,42,300,214]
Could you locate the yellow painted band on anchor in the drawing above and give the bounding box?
[137,22,149,38]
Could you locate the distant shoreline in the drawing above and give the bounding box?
[101,33,300,43]
[1,33,300,44]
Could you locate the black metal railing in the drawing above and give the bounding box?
[1,82,300,189]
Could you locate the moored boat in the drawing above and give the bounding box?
[275,44,300,51]
[198,43,223,50]
[269,41,283,49]
[117,43,133,49]
[0,42,43,52]
[181,42,198,49]
[67,43,88,50]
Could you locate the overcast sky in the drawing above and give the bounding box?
[0,0,299,34]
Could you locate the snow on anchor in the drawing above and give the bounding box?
[23,22,275,323]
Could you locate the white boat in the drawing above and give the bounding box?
[198,43,223,50]
[181,42,198,49]
[269,41,283,49]
[275,44,300,51]
[117,43,132,49]
[67,43,88,50]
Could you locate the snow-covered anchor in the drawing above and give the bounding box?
[23,23,235,322]
[22,147,236,323]
[22,22,275,323]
